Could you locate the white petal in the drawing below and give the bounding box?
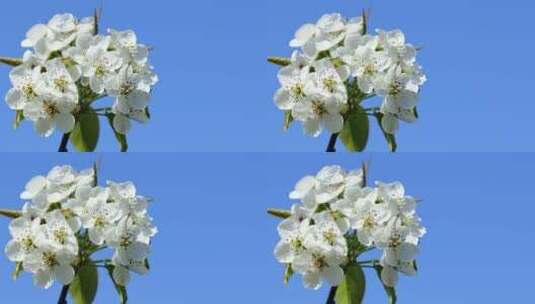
[381,266,399,287]
[302,272,321,290]
[399,108,417,123]
[33,38,50,59]
[21,175,47,200]
[34,118,54,137]
[113,265,131,286]
[399,243,418,261]
[323,266,345,287]
[322,114,344,134]
[54,113,75,133]
[88,228,105,246]
[127,91,150,109]
[113,114,131,134]
[378,181,405,199]
[5,240,24,261]
[90,77,105,94]
[33,270,54,289]
[274,88,293,110]
[289,176,316,199]
[381,113,399,135]
[290,24,316,47]
[21,24,48,47]
[126,242,149,261]
[9,217,30,236]
[110,181,136,199]
[6,89,24,110]
[303,119,321,137]
[53,265,75,285]
[274,242,292,264]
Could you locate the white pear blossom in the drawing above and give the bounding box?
[314,165,347,204]
[106,217,151,286]
[41,211,79,255]
[107,66,153,134]
[5,216,42,263]
[109,29,150,64]
[292,93,345,137]
[38,59,79,99]
[271,12,426,141]
[292,244,346,290]
[3,164,157,290]
[81,36,123,94]
[5,64,42,110]
[3,12,158,141]
[23,243,76,289]
[274,216,311,264]
[306,59,348,103]
[22,94,76,137]
[271,165,426,291]
[274,57,311,111]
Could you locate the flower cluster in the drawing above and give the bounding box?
[4,13,158,136]
[273,13,426,137]
[4,165,157,289]
[273,165,426,289]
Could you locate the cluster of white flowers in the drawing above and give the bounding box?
[4,165,157,289]
[4,13,158,136]
[274,13,426,136]
[274,165,426,289]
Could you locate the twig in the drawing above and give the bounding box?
[326,133,339,152]
[57,285,70,304]
[326,286,338,304]
[58,133,71,152]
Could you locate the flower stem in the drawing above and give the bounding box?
[326,286,337,304]
[93,107,111,112]
[57,284,70,304]
[58,133,70,152]
[361,265,375,269]
[326,133,339,152]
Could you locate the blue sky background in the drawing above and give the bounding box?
[0,0,534,152]
[0,153,533,303]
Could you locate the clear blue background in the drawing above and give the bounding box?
[0,153,533,303]
[0,0,534,152]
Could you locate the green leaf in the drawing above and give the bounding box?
[267,56,291,67]
[374,266,397,304]
[12,262,23,281]
[0,209,22,219]
[106,265,128,304]
[267,208,292,219]
[70,264,99,304]
[0,56,22,67]
[335,264,366,304]
[374,113,397,152]
[13,110,24,129]
[105,113,128,152]
[283,264,294,285]
[283,111,293,131]
[46,202,62,213]
[71,108,100,152]
[339,106,369,152]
